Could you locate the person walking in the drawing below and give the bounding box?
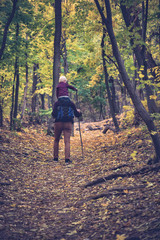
[52,95,82,164]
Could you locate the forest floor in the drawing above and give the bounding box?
[0,120,160,240]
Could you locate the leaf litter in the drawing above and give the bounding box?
[0,121,160,240]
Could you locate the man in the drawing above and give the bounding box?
[52,97,82,164]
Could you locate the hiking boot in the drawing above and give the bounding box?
[65,159,72,164]
[53,158,58,162]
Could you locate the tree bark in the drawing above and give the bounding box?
[0,0,18,60]
[94,0,160,162]
[52,0,62,105]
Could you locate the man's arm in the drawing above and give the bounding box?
[70,101,82,118]
[56,87,59,98]
[52,101,58,118]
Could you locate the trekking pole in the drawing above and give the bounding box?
[76,92,84,160]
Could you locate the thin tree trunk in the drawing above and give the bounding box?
[47,0,62,135]
[47,94,51,109]
[94,0,160,162]
[10,71,16,129]
[0,104,3,127]
[52,0,62,105]
[13,56,19,120]
[61,31,69,75]
[40,94,45,110]
[101,27,119,132]
[109,76,119,114]
[0,77,3,127]
[12,23,20,129]
[21,34,29,121]
[31,63,39,113]
[0,0,18,60]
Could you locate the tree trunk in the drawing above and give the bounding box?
[94,0,160,162]
[47,94,51,109]
[0,0,18,60]
[48,0,62,136]
[10,72,16,129]
[31,63,39,113]
[40,94,45,110]
[52,0,62,105]
[13,23,20,129]
[119,74,127,112]
[109,76,119,114]
[101,27,119,132]
[0,77,3,127]
[61,31,69,75]
[0,104,3,127]
[13,56,19,120]
[21,34,29,121]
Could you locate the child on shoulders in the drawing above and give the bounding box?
[56,76,77,99]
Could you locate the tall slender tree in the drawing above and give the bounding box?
[10,22,20,130]
[101,26,119,132]
[31,63,39,113]
[52,0,62,105]
[21,34,29,121]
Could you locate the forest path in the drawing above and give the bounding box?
[0,122,160,240]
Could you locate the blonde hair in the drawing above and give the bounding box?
[59,76,67,83]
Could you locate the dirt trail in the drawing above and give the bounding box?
[0,123,160,240]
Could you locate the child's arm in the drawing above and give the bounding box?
[67,83,77,92]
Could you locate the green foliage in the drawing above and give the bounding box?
[39,108,52,117]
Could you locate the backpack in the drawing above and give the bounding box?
[56,99,74,121]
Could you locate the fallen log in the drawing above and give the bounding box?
[86,125,103,131]
[84,164,160,188]
[102,125,117,134]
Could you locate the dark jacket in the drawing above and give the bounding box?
[52,97,82,123]
[56,82,77,99]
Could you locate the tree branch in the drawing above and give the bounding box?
[94,0,108,26]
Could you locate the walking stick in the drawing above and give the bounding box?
[76,92,84,160]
